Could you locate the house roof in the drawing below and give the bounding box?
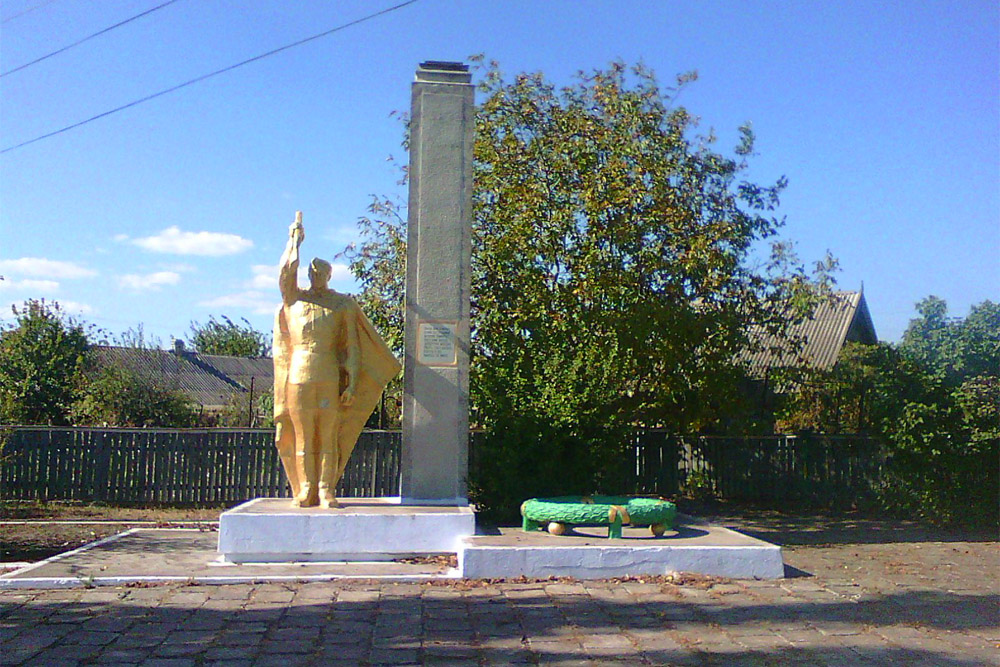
[742,291,877,377]
[91,346,274,410]
[196,354,273,393]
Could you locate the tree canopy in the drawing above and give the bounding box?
[71,362,197,428]
[0,300,91,425]
[188,315,270,358]
[345,60,836,519]
[777,298,998,526]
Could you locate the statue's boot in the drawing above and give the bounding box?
[292,450,319,507]
[318,485,339,509]
[318,449,339,509]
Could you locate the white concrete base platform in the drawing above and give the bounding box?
[460,521,785,580]
[217,497,475,563]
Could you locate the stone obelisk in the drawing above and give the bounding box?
[400,62,475,505]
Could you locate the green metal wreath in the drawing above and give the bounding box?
[520,495,677,539]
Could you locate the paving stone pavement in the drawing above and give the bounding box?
[1,531,997,666]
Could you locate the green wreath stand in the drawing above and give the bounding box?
[520,496,677,539]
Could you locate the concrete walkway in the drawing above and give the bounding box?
[1,514,997,666]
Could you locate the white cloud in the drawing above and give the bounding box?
[55,300,94,315]
[0,278,60,292]
[132,226,253,256]
[248,264,278,290]
[200,291,275,315]
[117,271,181,291]
[328,263,353,282]
[0,257,97,279]
[161,262,197,273]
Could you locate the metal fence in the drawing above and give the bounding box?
[0,427,400,503]
[629,432,884,506]
[1,427,882,506]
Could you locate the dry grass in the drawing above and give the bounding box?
[0,500,226,562]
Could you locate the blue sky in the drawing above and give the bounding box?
[1,0,997,345]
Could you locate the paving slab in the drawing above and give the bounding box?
[1,509,995,667]
[1,512,786,587]
[0,530,455,588]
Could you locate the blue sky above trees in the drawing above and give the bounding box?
[1,0,996,344]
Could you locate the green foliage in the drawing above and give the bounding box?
[779,298,999,527]
[340,196,406,359]
[112,323,163,350]
[900,298,999,386]
[214,388,274,428]
[680,469,717,501]
[70,362,198,427]
[469,60,834,514]
[346,60,836,517]
[469,416,619,523]
[339,196,407,428]
[776,342,938,435]
[188,315,269,358]
[0,300,92,425]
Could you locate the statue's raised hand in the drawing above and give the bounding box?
[289,210,305,245]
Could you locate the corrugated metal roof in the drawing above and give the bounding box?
[741,291,877,377]
[91,347,273,409]
[196,354,273,391]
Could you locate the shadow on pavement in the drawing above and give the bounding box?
[679,502,997,546]
[2,583,997,666]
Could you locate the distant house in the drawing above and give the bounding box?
[91,341,273,414]
[743,290,877,378]
[736,291,877,428]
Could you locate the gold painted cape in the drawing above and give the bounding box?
[272,297,401,497]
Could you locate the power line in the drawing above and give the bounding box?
[1,0,60,24]
[1,0,183,78]
[1,0,420,154]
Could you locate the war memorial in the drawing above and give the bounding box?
[2,62,783,587]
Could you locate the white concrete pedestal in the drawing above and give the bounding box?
[218,498,475,564]
[459,522,785,580]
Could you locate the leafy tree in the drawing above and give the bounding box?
[345,60,836,520]
[341,196,406,429]
[71,363,198,427]
[775,342,939,435]
[0,300,92,425]
[113,323,163,350]
[188,315,269,358]
[779,298,998,526]
[900,298,1000,385]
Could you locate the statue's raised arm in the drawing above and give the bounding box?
[279,210,304,305]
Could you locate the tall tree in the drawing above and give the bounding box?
[900,297,999,385]
[0,300,92,425]
[779,297,998,526]
[187,315,270,358]
[344,60,835,519]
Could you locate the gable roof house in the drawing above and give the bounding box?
[743,290,877,378]
[91,341,274,415]
[736,290,877,429]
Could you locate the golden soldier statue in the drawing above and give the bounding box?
[273,212,400,508]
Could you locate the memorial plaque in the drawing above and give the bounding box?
[417,321,458,366]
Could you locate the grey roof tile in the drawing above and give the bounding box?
[741,291,877,377]
[90,347,273,409]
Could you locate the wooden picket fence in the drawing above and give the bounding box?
[0,427,400,503]
[1,427,882,506]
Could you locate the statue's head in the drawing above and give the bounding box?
[308,258,332,289]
